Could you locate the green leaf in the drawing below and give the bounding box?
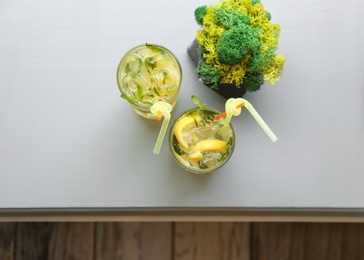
[172,135,185,155]
[120,93,138,104]
[125,63,131,73]
[153,87,160,97]
[191,95,201,107]
[143,101,154,106]
[198,109,217,125]
[145,43,163,53]
[137,84,143,100]
[194,117,199,127]
[220,137,233,162]
[146,59,157,71]
[199,162,208,169]
[162,71,167,84]
[201,117,207,127]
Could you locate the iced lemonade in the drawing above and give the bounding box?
[169,107,235,174]
[117,44,182,119]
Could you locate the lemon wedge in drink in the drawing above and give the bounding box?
[174,114,201,150]
[187,139,227,162]
[187,151,204,162]
[192,139,227,154]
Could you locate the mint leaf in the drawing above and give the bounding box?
[120,93,138,104]
[145,43,163,53]
[162,71,167,84]
[137,84,143,100]
[153,87,160,97]
[143,101,154,106]
[191,95,201,107]
[172,135,185,155]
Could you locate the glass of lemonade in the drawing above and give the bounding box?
[169,107,235,174]
[117,44,182,119]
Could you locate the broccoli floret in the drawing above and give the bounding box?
[216,28,246,65]
[214,9,250,29]
[252,0,261,5]
[266,11,271,20]
[216,25,261,65]
[248,46,277,72]
[196,62,221,89]
[195,6,207,25]
[244,72,264,92]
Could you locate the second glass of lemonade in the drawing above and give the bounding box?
[117,44,182,119]
[169,107,235,174]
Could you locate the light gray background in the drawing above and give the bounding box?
[0,0,363,210]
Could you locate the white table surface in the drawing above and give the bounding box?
[0,0,363,212]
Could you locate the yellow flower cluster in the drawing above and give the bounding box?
[263,54,285,84]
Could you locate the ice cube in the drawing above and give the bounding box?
[145,52,167,74]
[122,73,147,97]
[201,154,218,168]
[125,55,142,73]
[212,152,222,160]
[215,125,233,141]
[156,69,178,92]
[190,126,214,140]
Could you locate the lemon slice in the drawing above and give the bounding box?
[174,114,201,150]
[187,151,203,162]
[192,139,227,154]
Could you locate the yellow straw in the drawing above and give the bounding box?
[150,101,173,154]
[224,98,278,142]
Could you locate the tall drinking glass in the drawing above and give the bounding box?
[117,44,182,119]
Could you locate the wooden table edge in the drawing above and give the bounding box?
[1,208,364,222]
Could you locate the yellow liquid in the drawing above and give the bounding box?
[117,44,182,119]
[170,108,235,174]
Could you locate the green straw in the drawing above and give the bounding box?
[223,98,278,142]
[150,101,173,154]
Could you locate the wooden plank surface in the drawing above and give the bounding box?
[341,223,364,260]
[16,223,94,260]
[0,223,15,260]
[174,222,250,260]
[16,223,54,260]
[250,223,364,260]
[95,222,172,260]
[48,223,94,260]
[5,222,364,260]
